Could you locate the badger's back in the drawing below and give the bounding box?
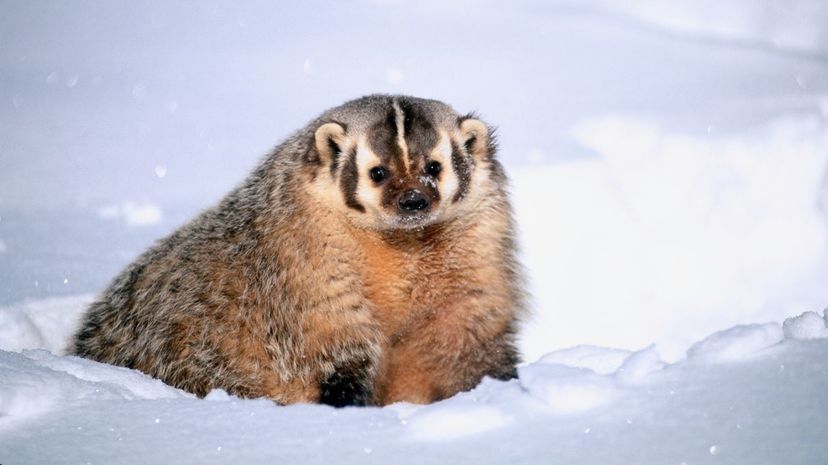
[70,147,294,395]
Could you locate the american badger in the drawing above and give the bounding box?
[71,95,525,406]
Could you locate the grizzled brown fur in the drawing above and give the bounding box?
[71,95,526,406]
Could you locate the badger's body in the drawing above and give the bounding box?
[71,95,525,406]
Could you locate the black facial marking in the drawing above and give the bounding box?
[398,98,414,136]
[380,174,401,210]
[340,147,365,212]
[319,360,374,407]
[397,97,438,169]
[463,135,476,155]
[368,107,405,174]
[367,98,444,211]
[451,139,471,202]
[328,137,341,176]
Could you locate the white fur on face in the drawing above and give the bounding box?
[353,136,383,216]
[433,131,458,209]
[392,100,411,176]
[332,126,492,231]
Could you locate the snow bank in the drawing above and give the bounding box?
[0,295,92,354]
[783,311,828,339]
[518,363,616,413]
[614,345,665,384]
[537,345,631,375]
[0,305,825,464]
[0,349,188,428]
[406,400,512,441]
[1,309,825,464]
[516,115,828,362]
[686,323,784,363]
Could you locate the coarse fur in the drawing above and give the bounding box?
[70,94,526,406]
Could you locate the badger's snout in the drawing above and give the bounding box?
[397,189,430,212]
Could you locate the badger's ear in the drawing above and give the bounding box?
[459,118,490,161]
[314,122,346,168]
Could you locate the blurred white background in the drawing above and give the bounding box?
[1,0,827,361]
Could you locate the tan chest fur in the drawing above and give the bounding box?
[350,216,514,404]
[354,227,461,342]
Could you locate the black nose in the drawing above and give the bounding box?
[398,189,430,212]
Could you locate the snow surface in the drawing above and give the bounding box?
[0,294,91,354]
[2,0,828,463]
[783,311,828,340]
[686,323,784,364]
[1,307,827,464]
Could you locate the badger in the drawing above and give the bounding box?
[71,95,526,406]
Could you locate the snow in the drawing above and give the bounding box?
[516,115,828,362]
[0,349,187,430]
[537,345,631,375]
[405,401,512,441]
[385,68,405,85]
[517,363,616,413]
[686,323,784,363]
[0,295,92,354]
[154,164,168,179]
[1,308,827,463]
[97,202,163,226]
[2,0,828,463]
[783,311,828,340]
[614,345,666,384]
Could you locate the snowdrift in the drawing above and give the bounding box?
[1,298,827,464]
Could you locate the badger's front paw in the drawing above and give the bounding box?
[319,359,375,407]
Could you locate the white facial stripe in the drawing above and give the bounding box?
[354,137,382,213]
[335,138,354,177]
[392,100,410,175]
[434,131,458,205]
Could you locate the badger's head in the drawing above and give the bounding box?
[307,95,500,231]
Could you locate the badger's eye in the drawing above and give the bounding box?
[426,161,442,177]
[369,166,388,183]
